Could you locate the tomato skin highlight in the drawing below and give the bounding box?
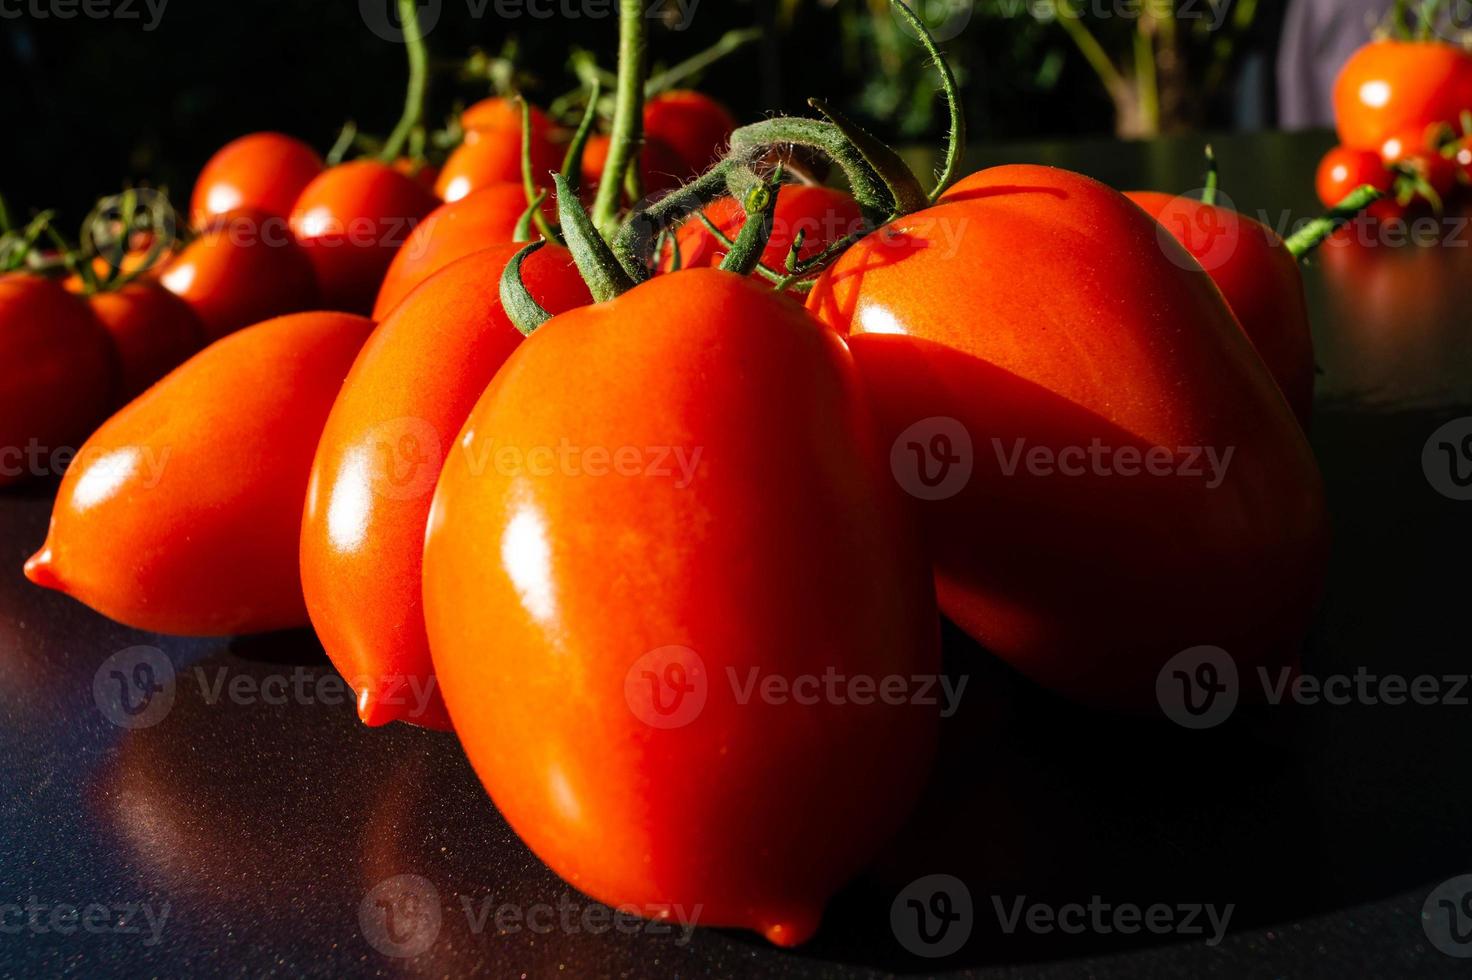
[1315,145,1397,216]
[665,185,864,274]
[807,165,1329,711]
[25,311,376,636]
[422,269,939,946]
[1332,40,1472,151]
[290,161,441,315]
[84,281,206,401]
[191,132,325,225]
[160,208,320,341]
[436,127,559,205]
[302,243,591,730]
[372,183,541,319]
[0,274,118,487]
[643,90,736,177]
[1127,190,1314,426]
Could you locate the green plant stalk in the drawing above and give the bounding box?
[645,27,761,95]
[1202,143,1218,206]
[1284,185,1384,259]
[519,101,564,245]
[559,78,604,195]
[514,190,548,243]
[887,0,966,199]
[809,98,929,216]
[718,177,781,276]
[557,173,638,302]
[380,0,430,163]
[592,0,649,236]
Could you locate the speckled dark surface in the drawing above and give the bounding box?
[3,133,1471,978]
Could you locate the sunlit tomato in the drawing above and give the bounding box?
[422,269,938,947]
[461,97,553,137]
[392,157,441,194]
[643,90,736,177]
[25,311,375,635]
[663,185,863,273]
[289,161,440,315]
[0,274,117,487]
[1315,145,1396,214]
[373,183,543,319]
[302,243,591,730]
[1127,191,1314,426]
[1333,40,1472,151]
[807,165,1329,711]
[1380,126,1459,204]
[579,134,685,199]
[160,208,319,341]
[84,281,206,400]
[436,127,559,204]
[190,132,324,226]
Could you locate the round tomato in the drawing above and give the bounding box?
[25,311,375,635]
[807,164,1329,711]
[579,133,685,200]
[1315,145,1396,212]
[289,161,440,315]
[84,281,206,400]
[461,97,554,136]
[422,269,938,946]
[159,208,320,341]
[436,127,559,204]
[1333,40,1472,151]
[643,90,736,177]
[0,274,117,487]
[1380,126,1459,204]
[663,185,863,273]
[191,132,325,226]
[392,157,441,194]
[302,243,591,730]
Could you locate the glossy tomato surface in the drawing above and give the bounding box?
[643,90,736,177]
[302,243,591,730]
[436,127,559,204]
[422,269,938,946]
[807,164,1329,710]
[0,274,117,487]
[461,97,553,136]
[1333,40,1472,151]
[84,281,206,400]
[290,161,440,315]
[664,185,863,273]
[190,132,324,225]
[1315,145,1396,213]
[25,311,375,635]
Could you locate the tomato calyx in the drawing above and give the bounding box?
[0,194,54,275]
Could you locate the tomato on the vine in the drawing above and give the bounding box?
[437,126,559,204]
[462,97,554,136]
[579,134,685,199]
[191,132,325,225]
[82,281,205,400]
[1333,40,1472,151]
[665,185,863,274]
[644,90,737,177]
[1315,145,1395,212]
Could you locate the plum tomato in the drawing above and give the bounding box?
[191,132,324,226]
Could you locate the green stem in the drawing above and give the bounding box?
[718,176,781,276]
[557,173,638,302]
[887,0,966,200]
[559,78,603,195]
[379,0,429,163]
[695,211,788,283]
[500,241,554,336]
[610,160,747,280]
[1201,143,1218,206]
[1284,185,1384,259]
[728,116,892,222]
[808,98,928,216]
[519,100,564,246]
[514,189,548,243]
[592,0,648,236]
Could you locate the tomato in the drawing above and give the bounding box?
[579,134,685,199]
[25,311,375,635]
[1315,145,1396,213]
[1333,40,1472,151]
[643,90,736,177]
[373,183,543,319]
[84,281,206,400]
[807,165,1328,711]
[392,157,441,194]
[0,274,117,487]
[662,185,863,273]
[422,269,938,946]
[302,243,591,730]
[1455,142,1472,184]
[436,127,559,204]
[289,160,441,315]
[461,97,553,136]
[190,132,325,226]
[1127,191,1314,426]
[1380,126,1459,204]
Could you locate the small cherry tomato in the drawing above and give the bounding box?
[1315,145,1399,218]
[0,274,118,487]
[1333,40,1472,151]
[191,132,325,226]
[663,185,863,273]
[423,268,938,947]
[290,160,441,315]
[392,157,441,194]
[643,90,736,177]
[83,281,206,400]
[160,208,320,341]
[579,134,685,200]
[302,242,591,729]
[25,311,376,635]
[436,127,560,204]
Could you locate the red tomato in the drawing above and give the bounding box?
[436,127,559,204]
[1333,40,1472,151]
[159,208,320,341]
[1381,127,1459,203]
[422,269,938,946]
[392,157,441,194]
[461,97,553,136]
[1455,142,1472,184]
[1127,191,1314,426]
[373,183,543,319]
[25,311,376,635]
[643,90,736,177]
[807,165,1329,710]
[302,243,591,730]
[579,133,685,199]
[663,185,863,273]
[0,274,117,487]
[1315,145,1396,213]
[191,132,325,226]
[84,281,206,400]
[289,161,441,315]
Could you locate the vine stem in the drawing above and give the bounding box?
[380,0,429,163]
[1284,185,1384,259]
[592,0,649,237]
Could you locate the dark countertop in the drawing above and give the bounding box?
[4,131,1472,978]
